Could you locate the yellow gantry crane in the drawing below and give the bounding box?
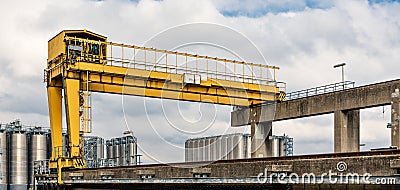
[45,30,284,182]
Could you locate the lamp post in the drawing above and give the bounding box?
[333,63,346,89]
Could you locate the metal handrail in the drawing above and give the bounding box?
[63,37,278,86]
[286,81,355,100]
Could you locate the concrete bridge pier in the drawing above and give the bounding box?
[250,121,272,158]
[391,89,400,147]
[334,110,360,153]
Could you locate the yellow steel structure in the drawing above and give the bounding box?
[45,30,283,180]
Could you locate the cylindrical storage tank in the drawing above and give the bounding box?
[96,137,104,159]
[192,140,199,162]
[10,132,28,190]
[271,138,280,157]
[221,136,227,160]
[209,137,216,161]
[198,139,204,162]
[0,131,7,189]
[28,133,47,188]
[187,140,193,162]
[280,138,286,156]
[112,138,120,166]
[106,140,113,159]
[204,138,210,161]
[234,135,243,159]
[215,136,222,160]
[184,140,189,162]
[127,136,137,166]
[120,138,127,166]
[226,135,233,160]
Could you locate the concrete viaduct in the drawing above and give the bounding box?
[231,79,400,156]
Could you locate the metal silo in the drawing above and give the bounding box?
[0,127,7,190]
[113,138,120,166]
[186,140,193,162]
[120,137,127,166]
[271,137,280,157]
[126,136,137,166]
[209,137,216,161]
[106,140,113,159]
[198,138,204,162]
[10,129,28,190]
[215,136,222,160]
[28,128,48,189]
[96,137,104,160]
[221,136,227,160]
[192,140,199,162]
[227,135,234,160]
[204,138,211,161]
[233,135,242,159]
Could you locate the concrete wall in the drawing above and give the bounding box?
[62,152,400,181]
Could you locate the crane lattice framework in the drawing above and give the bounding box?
[45,30,285,181]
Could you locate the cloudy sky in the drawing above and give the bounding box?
[0,0,399,164]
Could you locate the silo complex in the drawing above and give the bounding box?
[0,120,51,190]
[105,136,138,167]
[185,133,252,162]
[185,133,293,162]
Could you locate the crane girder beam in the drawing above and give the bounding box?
[51,62,277,106]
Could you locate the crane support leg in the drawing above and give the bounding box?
[64,78,81,157]
[47,86,63,160]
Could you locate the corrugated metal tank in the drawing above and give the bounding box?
[0,130,7,189]
[233,135,242,159]
[28,133,47,188]
[106,140,113,159]
[96,137,104,159]
[209,137,216,161]
[10,132,28,190]
[192,140,199,162]
[185,134,255,162]
[120,138,127,166]
[198,139,204,162]
[215,136,222,160]
[221,136,227,160]
[126,136,137,166]
[226,135,233,160]
[271,138,280,157]
[204,138,211,161]
[188,140,194,162]
[112,138,120,166]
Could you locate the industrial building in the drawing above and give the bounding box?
[0,119,140,190]
[0,120,51,190]
[105,136,139,167]
[185,133,293,162]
